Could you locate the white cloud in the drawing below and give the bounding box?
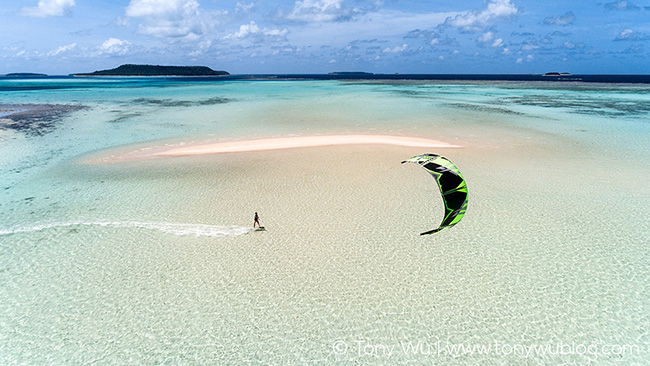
[225,21,288,40]
[382,43,407,53]
[605,1,640,11]
[236,1,256,13]
[125,0,214,39]
[21,0,75,17]
[543,12,575,26]
[515,54,533,63]
[288,9,455,48]
[263,28,289,37]
[126,0,196,17]
[286,0,359,22]
[444,0,519,32]
[478,31,504,47]
[229,21,260,38]
[47,43,77,56]
[623,44,644,54]
[614,28,650,41]
[478,31,494,43]
[96,38,131,56]
[271,45,301,55]
[521,44,539,51]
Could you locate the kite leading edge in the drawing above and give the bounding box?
[402,154,468,235]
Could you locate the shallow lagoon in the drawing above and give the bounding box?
[1,78,649,364]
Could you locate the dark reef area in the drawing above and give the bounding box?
[0,104,87,136]
[75,64,229,77]
[132,96,231,107]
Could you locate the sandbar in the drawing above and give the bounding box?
[92,134,460,163]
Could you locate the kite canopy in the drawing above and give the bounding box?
[402,154,468,235]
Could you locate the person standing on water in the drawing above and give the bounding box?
[253,212,261,228]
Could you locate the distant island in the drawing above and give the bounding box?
[328,72,374,76]
[3,73,48,77]
[74,64,229,77]
[543,72,572,76]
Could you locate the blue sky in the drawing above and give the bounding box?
[1,0,650,74]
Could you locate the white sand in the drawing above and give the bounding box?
[91,135,460,163]
[156,135,459,156]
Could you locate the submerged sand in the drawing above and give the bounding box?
[5,132,649,364]
[43,140,646,364]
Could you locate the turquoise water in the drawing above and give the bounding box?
[1,78,650,364]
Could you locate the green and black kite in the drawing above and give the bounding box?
[402,154,468,235]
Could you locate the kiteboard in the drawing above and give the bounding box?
[254,227,266,232]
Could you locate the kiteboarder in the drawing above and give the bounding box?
[253,212,261,228]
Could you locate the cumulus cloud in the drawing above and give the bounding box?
[286,0,347,21]
[405,29,457,46]
[125,0,213,39]
[521,44,539,51]
[549,30,571,37]
[476,31,504,47]
[516,54,533,63]
[562,41,584,49]
[235,1,256,13]
[477,31,504,47]
[511,31,535,37]
[605,1,640,11]
[271,45,301,55]
[225,21,288,40]
[21,0,75,17]
[491,38,504,47]
[405,29,437,39]
[623,44,644,54]
[478,31,492,42]
[517,37,539,51]
[228,21,260,38]
[47,43,77,56]
[285,0,375,22]
[443,0,519,32]
[96,38,131,55]
[382,44,408,53]
[614,29,650,41]
[126,0,194,17]
[543,12,575,26]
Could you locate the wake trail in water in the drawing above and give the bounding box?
[0,221,255,238]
